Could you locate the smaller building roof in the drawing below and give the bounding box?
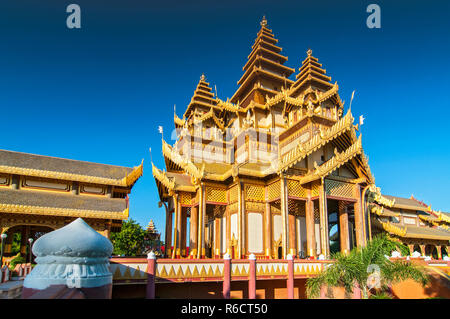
[0,187,128,220]
[382,194,429,211]
[0,149,143,187]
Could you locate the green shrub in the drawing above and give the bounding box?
[9,255,26,270]
[369,292,393,299]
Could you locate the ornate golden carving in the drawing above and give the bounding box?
[279,108,354,172]
[206,187,227,203]
[287,179,307,198]
[245,184,265,202]
[267,180,280,201]
[325,179,354,199]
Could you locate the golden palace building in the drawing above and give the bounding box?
[0,149,142,257]
[152,17,450,261]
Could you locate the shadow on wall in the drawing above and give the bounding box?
[391,271,450,299]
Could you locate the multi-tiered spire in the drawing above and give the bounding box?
[290,49,334,98]
[230,16,295,107]
[183,74,217,119]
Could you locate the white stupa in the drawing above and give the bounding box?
[23,218,113,290]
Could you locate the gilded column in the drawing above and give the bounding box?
[264,187,272,259]
[288,213,296,256]
[306,187,316,258]
[180,207,187,257]
[226,206,231,256]
[214,217,220,258]
[189,205,198,257]
[197,184,206,258]
[318,179,329,257]
[353,184,365,248]
[280,176,289,259]
[237,181,246,259]
[172,193,179,259]
[165,209,173,258]
[338,201,350,254]
[4,230,13,254]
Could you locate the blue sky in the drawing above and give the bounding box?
[1,0,449,237]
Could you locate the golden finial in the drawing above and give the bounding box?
[200,73,206,81]
[307,48,312,56]
[260,15,267,27]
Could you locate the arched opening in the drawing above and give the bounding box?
[442,246,448,258]
[425,245,438,259]
[413,244,421,255]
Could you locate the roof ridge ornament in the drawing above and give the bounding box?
[260,15,267,27]
[307,48,312,56]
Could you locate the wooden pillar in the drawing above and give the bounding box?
[420,245,426,256]
[287,254,294,299]
[189,205,198,258]
[288,213,296,257]
[172,194,179,259]
[353,184,365,248]
[318,180,329,257]
[280,176,289,259]
[437,245,442,260]
[214,217,220,258]
[338,202,350,254]
[264,198,272,259]
[408,244,414,256]
[165,209,173,258]
[146,252,156,299]
[226,207,231,256]
[238,181,244,259]
[20,226,29,255]
[177,198,183,258]
[197,184,206,259]
[180,208,187,257]
[248,254,256,299]
[104,220,111,239]
[4,231,13,254]
[223,253,231,299]
[306,188,316,258]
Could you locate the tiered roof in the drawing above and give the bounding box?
[290,49,334,98]
[230,16,294,106]
[183,74,218,119]
[0,149,143,187]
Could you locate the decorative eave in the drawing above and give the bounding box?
[420,211,450,225]
[174,114,186,128]
[369,185,396,207]
[152,163,175,192]
[0,161,143,188]
[278,108,354,172]
[299,134,365,185]
[370,205,400,217]
[123,160,144,187]
[239,55,295,85]
[216,98,239,113]
[0,203,129,220]
[380,220,407,237]
[161,139,204,183]
[230,66,294,103]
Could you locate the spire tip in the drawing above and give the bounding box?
[260,15,267,27]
